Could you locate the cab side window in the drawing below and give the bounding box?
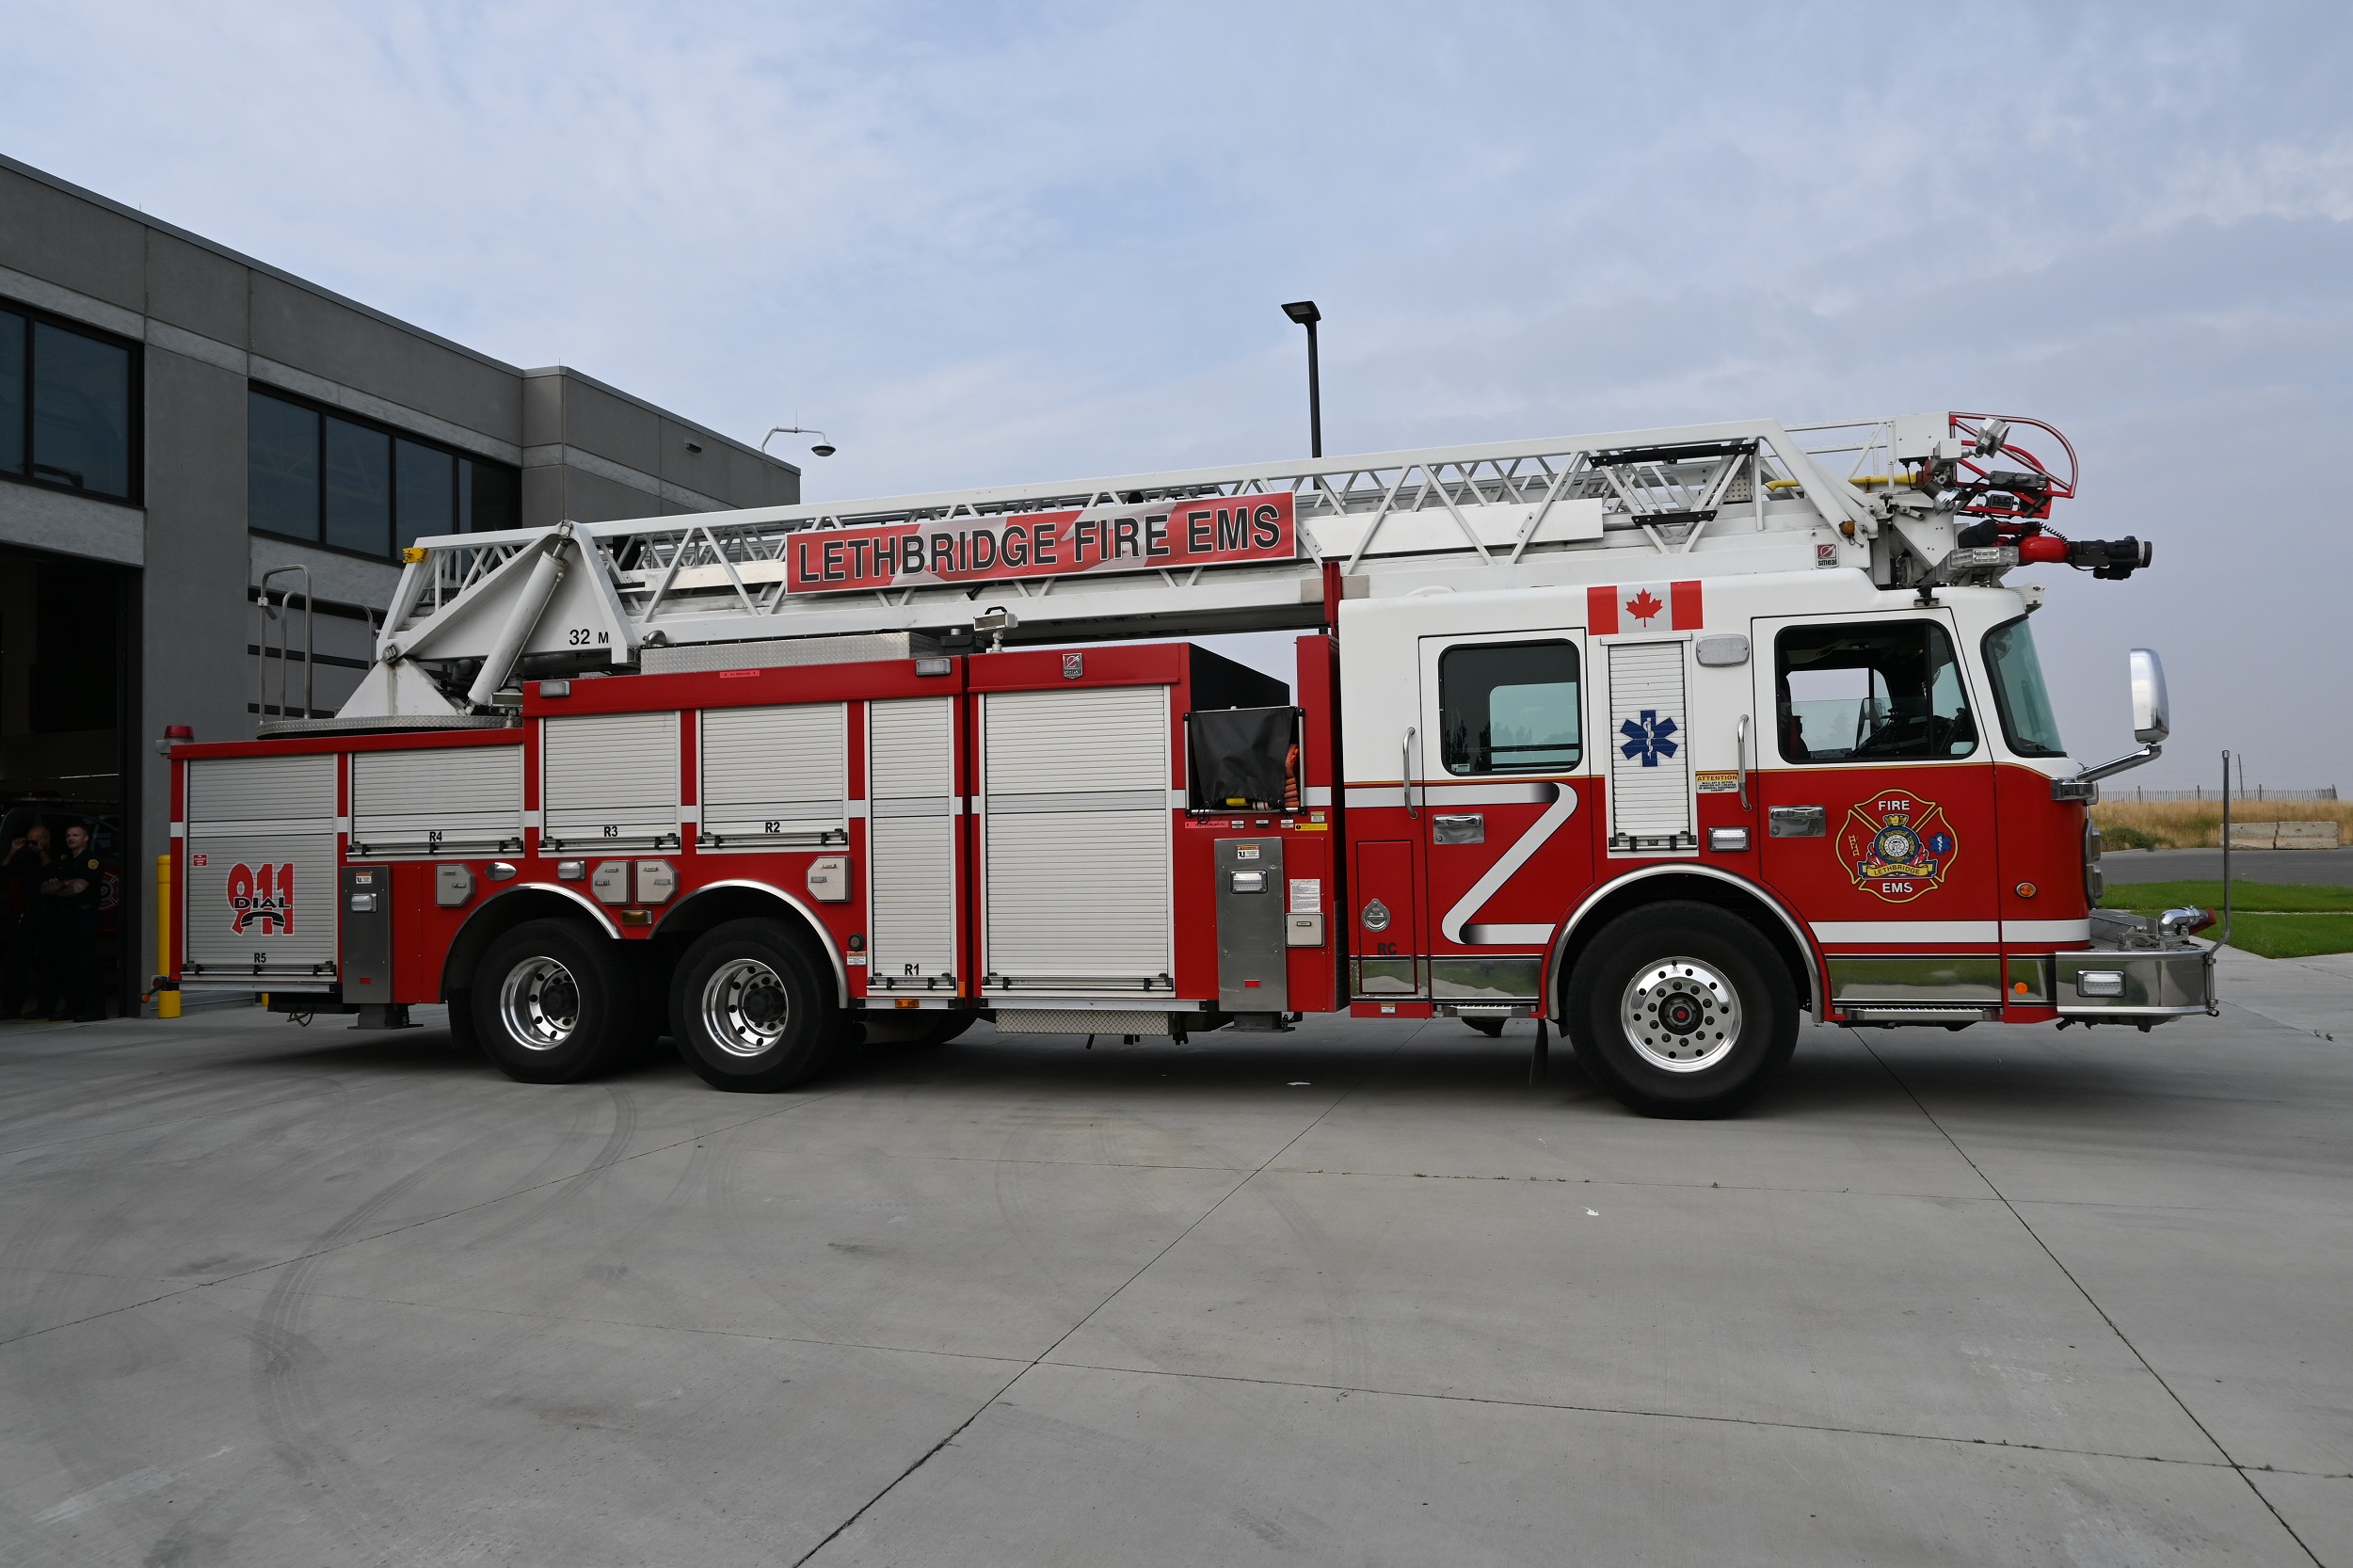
[1775,622,1977,763]
[1438,639,1580,775]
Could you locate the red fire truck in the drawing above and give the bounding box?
[168,412,2214,1117]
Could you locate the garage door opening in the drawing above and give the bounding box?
[0,546,136,1016]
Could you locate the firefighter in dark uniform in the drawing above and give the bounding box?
[40,823,104,1021]
[0,822,53,1016]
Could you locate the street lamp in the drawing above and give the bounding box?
[761,425,836,458]
[1281,300,1321,458]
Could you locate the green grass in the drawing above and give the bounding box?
[2101,879,2353,914]
[2101,880,2353,958]
[2192,914,2353,959]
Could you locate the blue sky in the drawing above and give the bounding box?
[9,2,2350,787]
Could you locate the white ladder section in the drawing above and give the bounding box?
[341,415,1957,720]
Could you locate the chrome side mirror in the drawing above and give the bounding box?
[2129,648,2169,744]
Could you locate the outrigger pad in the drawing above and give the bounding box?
[1189,706,1297,810]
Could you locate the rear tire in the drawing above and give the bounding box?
[1564,902,1798,1119]
[856,1011,975,1048]
[670,920,839,1092]
[471,920,639,1084]
[910,1013,974,1047]
[1461,1016,1506,1038]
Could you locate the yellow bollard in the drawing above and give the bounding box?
[155,854,180,1019]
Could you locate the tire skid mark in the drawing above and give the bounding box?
[0,1071,352,1168]
[244,1165,435,1554]
[458,1083,643,1251]
[2,1075,364,1328]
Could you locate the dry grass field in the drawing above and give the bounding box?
[2093,797,2353,850]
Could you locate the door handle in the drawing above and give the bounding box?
[1401,726,1418,820]
[1736,713,1751,810]
[1433,813,1484,845]
[1769,805,1827,838]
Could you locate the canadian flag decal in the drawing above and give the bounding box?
[1587,580,1702,635]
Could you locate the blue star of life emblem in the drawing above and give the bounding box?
[1618,710,1680,768]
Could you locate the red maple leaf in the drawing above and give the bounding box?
[1625,588,1665,623]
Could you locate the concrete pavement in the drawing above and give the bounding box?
[2103,846,2353,887]
[1,971,2347,1565]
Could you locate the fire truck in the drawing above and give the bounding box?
[166,411,2216,1117]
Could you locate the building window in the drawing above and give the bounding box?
[247,388,519,559]
[0,301,140,504]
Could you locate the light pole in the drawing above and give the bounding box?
[761,426,836,457]
[1281,300,1321,458]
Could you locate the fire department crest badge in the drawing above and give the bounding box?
[1839,793,1957,903]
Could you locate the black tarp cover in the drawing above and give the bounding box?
[1190,706,1297,808]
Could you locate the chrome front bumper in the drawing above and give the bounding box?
[2054,940,2217,1021]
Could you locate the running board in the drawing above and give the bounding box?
[1839,1005,2001,1025]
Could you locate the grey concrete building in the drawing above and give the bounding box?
[0,152,799,1008]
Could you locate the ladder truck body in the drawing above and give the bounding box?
[168,411,2213,1116]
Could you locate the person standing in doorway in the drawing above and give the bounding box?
[40,823,104,1022]
[0,822,53,1017]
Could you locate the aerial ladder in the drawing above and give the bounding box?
[318,411,2122,730]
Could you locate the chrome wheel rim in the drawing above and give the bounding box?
[703,957,791,1059]
[1620,957,1740,1073]
[497,956,582,1052]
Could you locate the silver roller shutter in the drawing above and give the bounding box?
[699,703,847,847]
[351,744,524,856]
[184,753,339,980]
[982,686,1172,991]
[542,712,680,851]
[188,753,337,832]
[866,698,957,987]
[1606,641,1694,849]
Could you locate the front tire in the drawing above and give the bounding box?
[472,920,640,1084]
[1565,902,1798,1119]
[670,920,839,1092]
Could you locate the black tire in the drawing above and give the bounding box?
[470,920,641,1084]
[612,943,674,1064]
[669,919,839,1092]
[1462,1016,1506,1038]
[447,987,480,1056]
[910,1013,974,1047]
[1564,901,1799,1119]
[853,1011,970,1048]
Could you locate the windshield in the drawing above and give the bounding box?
[1982,616,2066,758]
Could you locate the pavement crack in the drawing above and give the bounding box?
[791,1024,1426,1565]
[1037,1357,2353,1476]
[1853,1030,2327,1567]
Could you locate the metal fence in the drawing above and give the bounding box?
[2116,787,2339,802]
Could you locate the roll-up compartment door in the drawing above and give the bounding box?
[1606,641,1694,850]
[189,754,337,829]
[542,712,680,851]
[867,697,957,987]
[184,753,340,980]
[982,686,1172,992]
[351,745,524,856]
[700,703,847,847]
